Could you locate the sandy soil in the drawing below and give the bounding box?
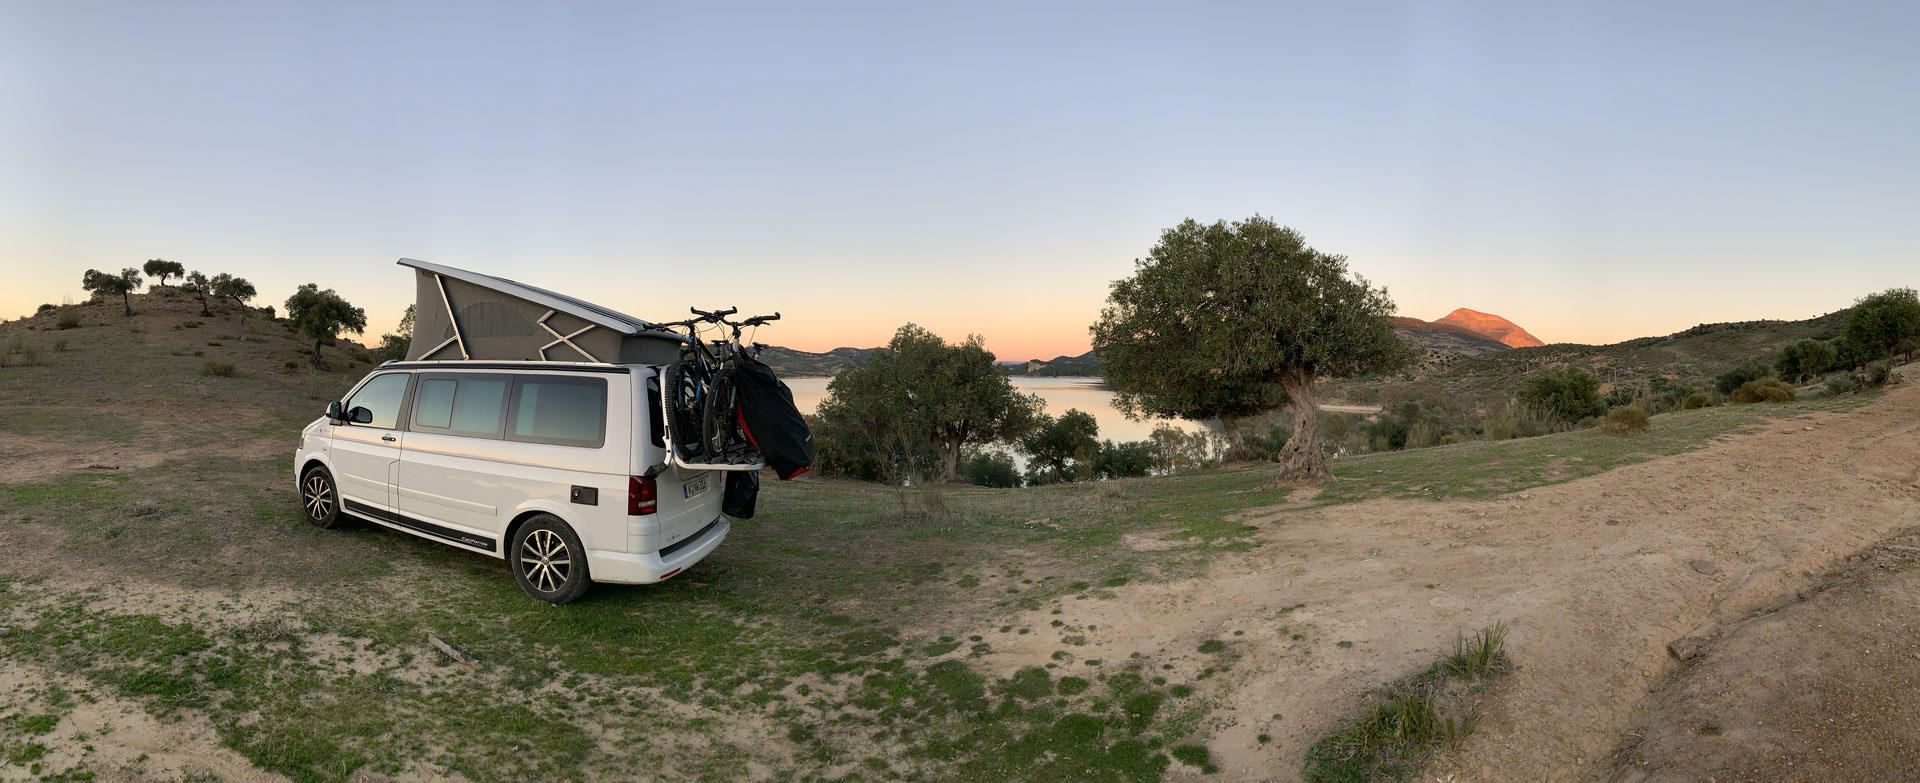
[978,381,1920,782]
[1588,529,1920,782]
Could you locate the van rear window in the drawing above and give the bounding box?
[508,377,607,448]
[412,375,509,438]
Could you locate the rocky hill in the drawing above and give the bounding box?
[1434,307,1544,348]
[1005,351,1101,377]
[1391,317,1513,356]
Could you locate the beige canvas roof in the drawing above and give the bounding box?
[398,258,681,365]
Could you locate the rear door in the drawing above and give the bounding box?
[329,371,413,518]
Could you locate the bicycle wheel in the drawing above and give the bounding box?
[702,369,745,462]
[662,361,707,460]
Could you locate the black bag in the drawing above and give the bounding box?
[731,354,816,480]
[722,469,758,519]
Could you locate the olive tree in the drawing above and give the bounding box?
[285,283,367,368]
[1844,288,1920,377]
[816,324,1042,483]
[1775,338,1836,384]
[180,271,215,316]
[1092,216,1412,481]
[211,273,257,309]
[81,268,143,316]
[1018,408,1100,484]
[142,258,185,288]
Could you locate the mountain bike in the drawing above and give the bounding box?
[654,307,778,463]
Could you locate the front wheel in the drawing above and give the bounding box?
[662,361,706,461]
[300,466,342,529]
[511,515,592,604]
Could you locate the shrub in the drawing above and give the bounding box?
[52,338,69,353]
[202,359,237,377]
[1714,359,1773,395]
[1405,420,1440,450]
[282,359,300,372]
[1598,406,1650,435]
[55,312,81,330]
[960,451,1020,488]
[36,303,54,313]
[1439,433,1468,445]
[180,320,201,329]
[1093,439,1155,479]
[1518,367,1605,426]
[1730,378,1794,404]
[1681,393,1711,410]
[351,349,374,364]
[1825,374,1859,396]
[1868,364,1894,386]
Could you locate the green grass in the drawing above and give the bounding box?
[1303,623,1510,783]
[1316,392,1875,504]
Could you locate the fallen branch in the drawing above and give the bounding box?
[429,634,480,667]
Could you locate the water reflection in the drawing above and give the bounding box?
[782,376,1214,444]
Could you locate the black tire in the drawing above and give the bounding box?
[300,465,343,529]
[702,370,743,462]
[662,361,706,460]
[510,514,593,605]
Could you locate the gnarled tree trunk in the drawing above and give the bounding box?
[1273,369,1331,482]
[1219,415,1255,462]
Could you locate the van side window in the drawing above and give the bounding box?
[411,374,509,438]
[345,373,410,430]
[508,376,608,448]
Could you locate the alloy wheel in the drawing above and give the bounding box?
[303,474,334,520]
[520,529,572,594]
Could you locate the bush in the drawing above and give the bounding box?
[960,451,1020,488]
[1868,364,1894,387]
[282,359,300,372]
[1093,439,1155,479]
[55,312,81,330]
[1598,406,1650,435]
[52,338,69,353]
[1681,393,1711,410]
[202,359,237,377]
[352,349,374,364]
[1730,378,1794,404]
[36,303,54,313]
[1715,359,1774,395]
[1439,433,1468,445]
[1825,374,1859,396]
[1518,367,1605,426]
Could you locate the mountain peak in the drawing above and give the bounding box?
[1434,308,1544,348]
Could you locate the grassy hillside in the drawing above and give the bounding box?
[1334,308,1854,408]
[0,291,1880,781]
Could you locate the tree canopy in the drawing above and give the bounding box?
[180,271,215,316]
[1018,408,1100,484]
[285,283,367,368]
[1091,216,1412,480]
[81,268,142,316]
[211,273,257,308]
[142,259,185,288]
[816,324,1041,483]
[1775,338,1837,384]
[1844,287,1920,376]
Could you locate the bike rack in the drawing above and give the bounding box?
[660,385,767,472]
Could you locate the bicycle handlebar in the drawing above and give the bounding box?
[689,307,738,319]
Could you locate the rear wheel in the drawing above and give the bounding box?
[300,466,342,529]
[510,515,592,604]
[702,371,745,462]
[662,361,706,460]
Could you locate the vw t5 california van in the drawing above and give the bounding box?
[293,259,748,604]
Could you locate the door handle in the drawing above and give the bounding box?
[381,434,397,443]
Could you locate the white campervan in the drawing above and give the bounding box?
[292,260,754,603]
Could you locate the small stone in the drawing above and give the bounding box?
[1606,519,1620,526]
[1690,559,1721,575]
[1667,639,1701,661]
[0,627,9,636]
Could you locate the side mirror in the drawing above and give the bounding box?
[325,401,344,422]
[348,406,374,425]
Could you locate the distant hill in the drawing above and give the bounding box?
[1434,307,1544,348]
[756,346,878,377]
[1379,308,1855,400]
[1006,351,1102,377]
[1391,316,1513,356]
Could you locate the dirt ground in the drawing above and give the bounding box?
[980,380,1920,782]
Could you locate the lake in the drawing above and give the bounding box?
[782,376,1214,444]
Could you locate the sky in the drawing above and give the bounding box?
[3,1,1916,360]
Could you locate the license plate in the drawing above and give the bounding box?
[683,476,709,499]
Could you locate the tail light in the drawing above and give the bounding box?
[628,475,657,515]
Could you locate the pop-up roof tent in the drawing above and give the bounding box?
[399,258,683,365]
